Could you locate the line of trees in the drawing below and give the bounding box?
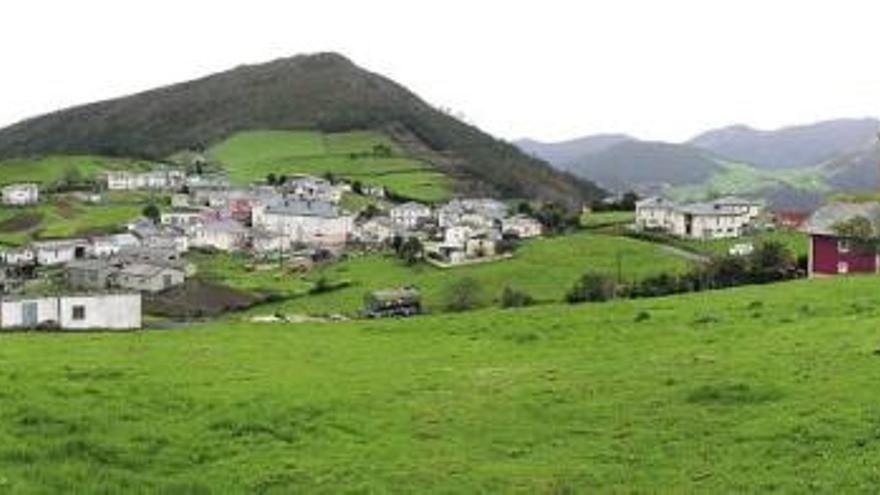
[566,241,801,304]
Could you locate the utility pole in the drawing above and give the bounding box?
[877,132,880,193]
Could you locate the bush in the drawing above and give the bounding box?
[444,277,483,312]
[627,272,682,298]
[142,204,161,224]
[565,273,617,303]
[748,241,797,283]
[499,287,535,308]
[395,237,423,265]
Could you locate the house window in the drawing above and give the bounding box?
[838,262,849,274]
[838,240,851,253]
[72,305,86,320]
[163,274,173,288]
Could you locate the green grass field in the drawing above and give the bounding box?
[0,155,155,187]
[668,161,829,201]
[581,210,634,228]
[2,275,880,491]
[675,229,809,259]
[208,130,452,202]
[195,232,693,317]
[0,194,152,245]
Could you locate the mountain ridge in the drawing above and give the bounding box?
[0,52,604,207]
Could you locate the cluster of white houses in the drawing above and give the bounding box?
[634,196,762,240]
[0,166,547,329]
[363,199,543,264]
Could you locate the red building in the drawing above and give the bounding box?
[805,202,880,276]
[774,210,808,229]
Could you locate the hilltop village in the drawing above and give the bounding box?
[0,161,547,329]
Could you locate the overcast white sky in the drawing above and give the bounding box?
[1,1,878,143]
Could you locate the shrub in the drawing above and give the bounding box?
[565,273,617,303]
[395,237,423,265]
[499,287,535,308]
[627,272,682,298]
[747,241,797,283]
[444,277,483,312]
[142,204,161,224]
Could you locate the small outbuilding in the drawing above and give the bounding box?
[0,293,142,330]
[1,183,39,205]
[363,286,422,318]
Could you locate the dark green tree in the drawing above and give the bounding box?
[142,203,161,224]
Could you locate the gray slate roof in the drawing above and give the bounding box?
[266,200,340,218]
[804,202,880,236]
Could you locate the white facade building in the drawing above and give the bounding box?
[0,293,141,330]
[254,200,354,247]
[1,183,39,205]
[502,215,543,238]
[90,233,141,258]
[33,239,89,265]
[106,170,185,191]
[190,220,249,251]
[635,196,761,240]
[390,202,432,229]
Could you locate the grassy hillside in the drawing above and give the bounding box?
[2,276,880,491]
[0,155,154,187]
[209,130,452,202]
[0,53,604,207]
[677,230,809,259]
[0,195,151,245]
[668,161,828,201]
[196,232,693,316]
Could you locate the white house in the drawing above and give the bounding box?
[190,220,249,251]
[390,202,432,229]
[254,200,354,247]
[1,183,39,205]
[283,176,344,203]
[635,196,762,240]
[0,293,142,330]
[0,247,35,266]
[114,263,186,293]
[89,233,141,258]
[635,197,678,230]
[502,215,543,238]
[160,209,209,231]
[249,229,291,254]
[438,198,507,228]
[354,217,397,244]
[106,170,185,191]
[33,239,89,265]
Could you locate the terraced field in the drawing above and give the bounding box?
[209,130,452,202]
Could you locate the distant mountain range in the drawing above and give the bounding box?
[0,53,604,208]
[687,118,880,169]
[515,118,880,209]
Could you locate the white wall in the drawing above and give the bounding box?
[1,294,141,330]
[58,294,141,330]
[1,297,59,328]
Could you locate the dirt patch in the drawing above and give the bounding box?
[53,199,80,219]
[144,278,269,319]
[0,213,43,233]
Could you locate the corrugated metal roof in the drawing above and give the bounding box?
[804,202,880,236]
